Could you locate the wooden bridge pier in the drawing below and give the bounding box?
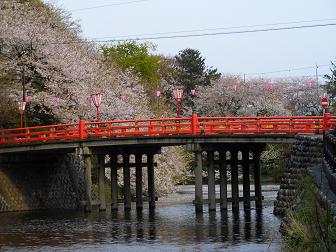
[81,147,160,212]
[242,149,251,210]
[253,149,263,208]
[98,154,106,211]
[188,144,265,212]
[135,153,143,210]
[219,150,228,210]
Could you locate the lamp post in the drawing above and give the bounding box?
[190,88,196,114]
[17,101,26,128]
[91,93,103,122]
[173,88,184,117]
[156,90,161,110]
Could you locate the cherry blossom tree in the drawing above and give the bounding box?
[194,75,324,117]
[0,1,189,195]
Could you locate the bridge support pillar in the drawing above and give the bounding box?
[123,153,131,210]
[98,155,106,211]
[147,153,155,209]
[231,149,239,209]
[208,151,216,211]
[194,151,203,212]
[83,150,93,212]
[242,150,251,210]
[219,150,228,210]
[110,154,118,211]
[135,154,143,210]
[254,150,262,208]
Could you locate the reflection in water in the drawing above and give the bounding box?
[256,208,263,239]
[148,208,156,241]
[232,209,240,241]
[244,209,251,241]
[0,203,282,251]
[195,211,204,243]
[124,210,132,241]
[136,209,144,240]
[221,210,229,242]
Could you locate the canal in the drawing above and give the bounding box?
[0,185,283,251]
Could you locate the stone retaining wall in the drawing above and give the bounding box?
[323,129,336,195]
[274,135,323,216]
[0,153,85,212]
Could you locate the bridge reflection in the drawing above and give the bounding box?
[0,205,281,250]
[106,206,271,245]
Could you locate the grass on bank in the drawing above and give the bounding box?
[284,176,336,252]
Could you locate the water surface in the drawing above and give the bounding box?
[0,185,283,251]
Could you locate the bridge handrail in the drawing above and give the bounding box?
[0,113,335,145]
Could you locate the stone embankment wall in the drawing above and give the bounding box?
[0,153,85,212]
[274,135,323,216]
[323,129,336,195]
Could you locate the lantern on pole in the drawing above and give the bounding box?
[87,96,93,106]
[173,88,184,117]
[232,84,238,91]
[120,95,126,102]
[191,88,196,96]
[266,83,273,90]
[17,101,26,128]
[156,90,161,97]
[55,96,61,104]
[307,82,313,88]
[91,93,103,122]
[24,95,30,103]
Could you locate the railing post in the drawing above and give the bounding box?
[79,120,87,140]
[191,114,199,135]
[323,112,331,131]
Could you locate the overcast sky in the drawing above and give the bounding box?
[45,0,336,81]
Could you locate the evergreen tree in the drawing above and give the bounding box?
[324,62,336,108]
[174,48,221,113]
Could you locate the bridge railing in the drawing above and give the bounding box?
[198,115,335,134]
[0,114,336,145]
[0,123,80,144]
[84,117,193,138]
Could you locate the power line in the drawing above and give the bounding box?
[247,64,331,76]
[89,18,336,40]
[105,23,336,42]
[70,0,151,12]
[36,22,336,45]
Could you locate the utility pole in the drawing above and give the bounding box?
[22,66,26,102]
[22,66,26,127]
[243,73,246,84]
[315,64,319,90]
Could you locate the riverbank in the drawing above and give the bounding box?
[282,175,336,251]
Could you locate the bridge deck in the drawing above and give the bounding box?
[0,134,316,154]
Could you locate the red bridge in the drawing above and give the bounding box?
[0,114,335,145]
[0,113,335,213]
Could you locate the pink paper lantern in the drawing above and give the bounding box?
[55,96,61,104]
[191,88,196,96]
[307,82,313,88]
[232,84,238,91]
[24,96,30,103]
[88,96,93,105]
[266,83,273,90]
[120,95,126,101]
[156,90,161,97]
